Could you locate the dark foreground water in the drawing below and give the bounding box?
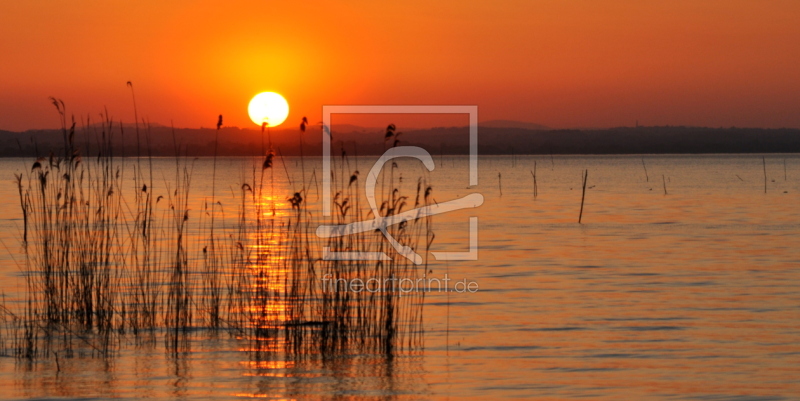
[1,154,799,400]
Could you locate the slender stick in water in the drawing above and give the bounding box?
[530,162,538,200]
[763,156,767,194]
[784,159,787,181]
[578,169,588,223]
[299,117,308,191]
[662,174,668,195]
[498,172,502,197]
[641,157,649,182]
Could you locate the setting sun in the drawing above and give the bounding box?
[248,92,289,127]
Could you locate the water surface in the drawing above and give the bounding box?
[1,154,799,400]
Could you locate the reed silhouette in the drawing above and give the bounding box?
[0,101,430,363]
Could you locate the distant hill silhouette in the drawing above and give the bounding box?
[479,120,549,130]
[2,124,800,157]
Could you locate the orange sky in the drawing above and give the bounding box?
[1,0,800,131]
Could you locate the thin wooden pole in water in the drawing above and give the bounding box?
[498,172,503,197]
[784,158,787,181]
[641,157,649,182]
[530,161,538,200]
[578,169,588,224]
[662,174,668,195]
[763,156,767,194]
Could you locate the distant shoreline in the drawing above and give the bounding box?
[2,125,799,157]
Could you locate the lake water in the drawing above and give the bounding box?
[1,154,799,400]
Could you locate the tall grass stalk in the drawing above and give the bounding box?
[2,107,430,364]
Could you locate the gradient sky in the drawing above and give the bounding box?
[2,0,800,131]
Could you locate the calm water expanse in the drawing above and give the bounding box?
[1,154,799,400]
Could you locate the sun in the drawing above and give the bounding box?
[248,92,289,127]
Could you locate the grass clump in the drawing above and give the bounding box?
[1,100,433,364]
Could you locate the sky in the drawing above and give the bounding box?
[1,0,800,131]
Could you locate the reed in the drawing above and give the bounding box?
[1,105,430,364]
[578,169,588,224]
[205,115,224,330]
[641,157,649,182]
